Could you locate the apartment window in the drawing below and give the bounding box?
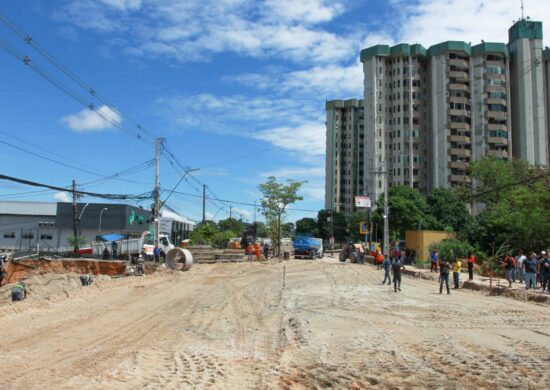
[488,78,504,86]
[488,104,507,112]
[40,234,53,240]
[379,180,382,189]
[22,232,34,239]
[488,92,507,100]
[485,66,503,74]
[3,232,15,239]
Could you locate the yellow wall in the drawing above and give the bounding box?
[405,230,456,261]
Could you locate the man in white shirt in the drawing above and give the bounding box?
[516,251,526,283]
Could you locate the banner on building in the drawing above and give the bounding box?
[159,218,173,234]
[355,196,371,208]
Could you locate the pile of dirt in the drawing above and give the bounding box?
[2,258,127,284]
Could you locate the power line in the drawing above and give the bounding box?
[0,173,153,200]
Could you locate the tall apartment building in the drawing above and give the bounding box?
[325,99,365,214]
[543,48,550,157]
[428,42,511,189]
[325,19,548,211]
[508,20,549,165]
[361,44,429,203]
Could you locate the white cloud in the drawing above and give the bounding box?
[254,122,326,157]
[301,185,325,201]
[58,0,360,65]
[231,207,253,221]
[54,191,71,202]
[394,0,550,46]
[62,105,122,132]
[262,166,325,179]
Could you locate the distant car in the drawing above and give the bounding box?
[293,235,323,259]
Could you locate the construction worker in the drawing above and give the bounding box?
[136,254,145,276]
[247,243,254,262]
[11,280,28,302]
[79,274,94,286]
[263,242,270,260]
[111,240,118,259]
[0,254,6,286]
[254,242,261,260]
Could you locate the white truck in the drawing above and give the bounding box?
[92,231,175,261]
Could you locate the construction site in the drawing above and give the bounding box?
[1,255,550,389]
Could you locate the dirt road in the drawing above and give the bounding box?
[1,259,549,389]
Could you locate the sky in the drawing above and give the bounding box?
[0,0,549,224]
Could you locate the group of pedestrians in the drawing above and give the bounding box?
[246,242,270,262]
[503,251,550,292]
[381,255,404,292]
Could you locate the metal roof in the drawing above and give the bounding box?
[0,201,57,216]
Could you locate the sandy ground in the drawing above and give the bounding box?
[1,258,550,390]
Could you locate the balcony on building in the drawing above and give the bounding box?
[485,73,506,81]
[448,161,469,170]
[448,135,471,144]
[449,83,470,92]
[449,108,470,117]
[449,71,469,81]
[449,148,471,157]
[487,123,507,131]
[486,60,506,68]
[487,149,509,158]
[450,121,471,130]
[449,174,472,183]
[449,58,469,69]
[487,111,507,120]
[487,136,508,145]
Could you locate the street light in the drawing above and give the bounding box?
[98,207,108,237]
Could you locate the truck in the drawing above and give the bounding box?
[92,231,175,261]
[293,235,323,259]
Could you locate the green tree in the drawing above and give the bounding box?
[190,223,219,245]
[425,188,470,231]
[295,217,318,236]
[316,209,347,242]
[428,239,474,261]
[466,158,550,253]
[217,218,245,234]
[372,185,433,238]
[259,176,305,256]
[255,221,268,238]
[212,230,236,249]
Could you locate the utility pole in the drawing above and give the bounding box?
[72,179,79,257]
[408,55,414,189]
[253,200,257,223]
[371,164,390,257]
[153,138,163,247]
[229,205,232,219]
[202,184,206,223]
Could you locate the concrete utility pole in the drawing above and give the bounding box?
[229,205,232,219]
[72,179,79,257]
[253,200,257,223]
[371,164,390,256]
[154,138,162,247]
[408,55,414,189]
[202,184,206,223]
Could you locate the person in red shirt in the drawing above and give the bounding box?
[467,253,476,281]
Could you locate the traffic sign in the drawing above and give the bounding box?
[359,222,369,234]
[355,196,371,208]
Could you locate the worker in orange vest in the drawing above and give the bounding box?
[255,242,261,260]
[247,243,254,262]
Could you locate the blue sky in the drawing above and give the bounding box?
[0,0,548,223]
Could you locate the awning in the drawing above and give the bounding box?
[99,233,128,242]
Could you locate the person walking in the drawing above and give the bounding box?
[516,251,526,284]
[11,280,28,302]
[153,245,161,263]
[262,242,270,260]
[524,253,538,290]
[452,257,461,289]
[254,242,261,260]
[247,243,254,262]
[503,254,515,288]
[111,240,118,260]
[392,257,404,292]
[467,252,475,281]
[540,251,550,293]
[382,255,392,285]
[375,251,384,269]
[439,258,451,294]
[430,250,439,273]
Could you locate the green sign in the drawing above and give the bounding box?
[128,210,136,225]
[149,224,155,236]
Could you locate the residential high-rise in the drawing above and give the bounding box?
[508,20,548,165]
[326,20,548,213]
[361,44,429,203]
[325,99,365,214]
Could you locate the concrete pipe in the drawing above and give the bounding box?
[166,248,193,271]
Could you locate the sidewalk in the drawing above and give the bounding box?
[400,265,550,304]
